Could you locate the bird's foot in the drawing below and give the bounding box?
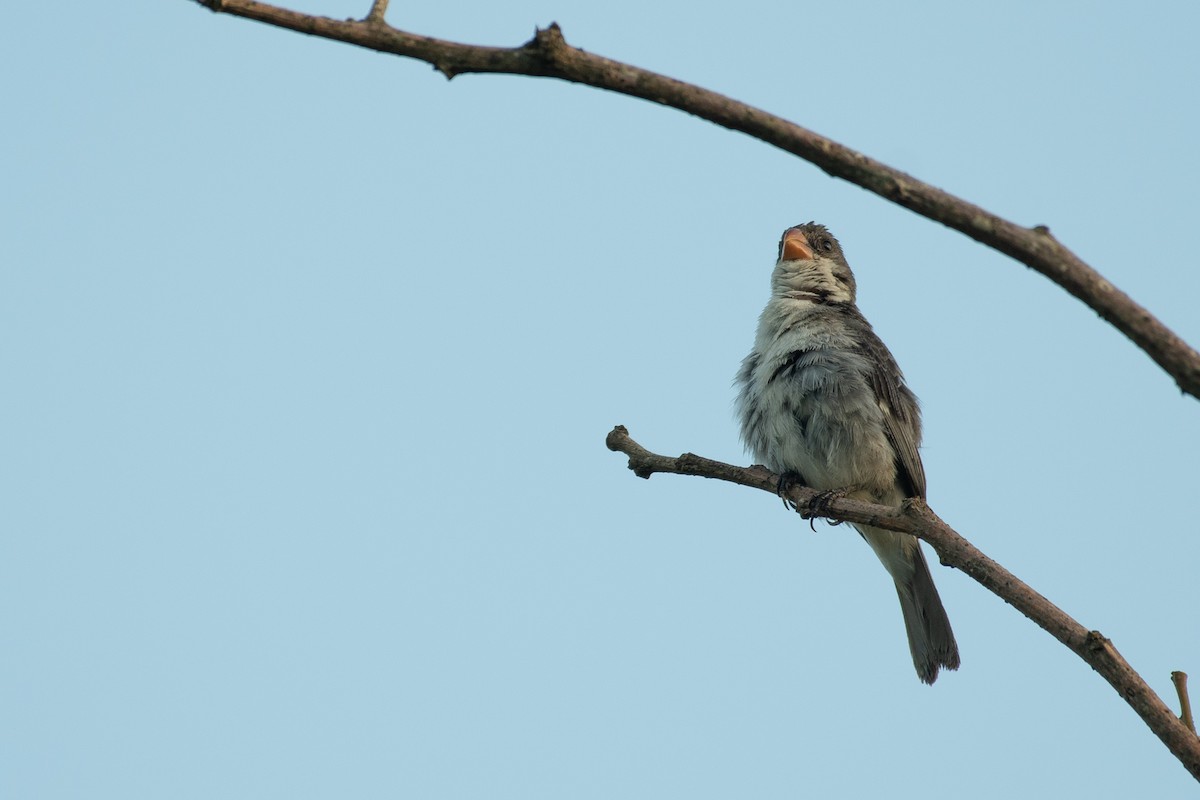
[776,471,807,511]
[804,487,851,528]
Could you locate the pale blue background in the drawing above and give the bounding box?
[4,1,1199,797]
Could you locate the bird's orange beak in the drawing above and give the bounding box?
[782,230,813,261]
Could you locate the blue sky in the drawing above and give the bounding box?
[4,1,1200,797]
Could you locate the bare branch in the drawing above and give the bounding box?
[605,424,1200,781]
[188,0,1200,771]
[192,0,1200,399]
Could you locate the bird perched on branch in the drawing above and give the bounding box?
[735,222,959,684]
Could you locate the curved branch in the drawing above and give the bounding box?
[604,424,1200,781]
[193,0,1200,399]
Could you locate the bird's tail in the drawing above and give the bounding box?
[859,526,960,684]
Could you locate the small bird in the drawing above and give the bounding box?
[735,222,959,684]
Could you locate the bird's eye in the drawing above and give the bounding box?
[820,239,834,252]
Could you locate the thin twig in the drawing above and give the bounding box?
[604,424,1200,781]
[191,0,1200,399]
[1174,672,1196,734]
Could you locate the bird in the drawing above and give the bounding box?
[735,222,959,684]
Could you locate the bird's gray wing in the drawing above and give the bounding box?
[856,317,926,499]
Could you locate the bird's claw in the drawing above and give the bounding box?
[776,471,807,511]
[803,487,850,527]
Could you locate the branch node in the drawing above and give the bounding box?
[530,22,569,65]
[605,425,630,452]
[1172,671,1196,734]
[535,21,566,45]
[434,62,460,81]
[1086,630,1113,653]
[364,0,390,24]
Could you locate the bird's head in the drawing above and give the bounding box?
[771,222,857,304]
